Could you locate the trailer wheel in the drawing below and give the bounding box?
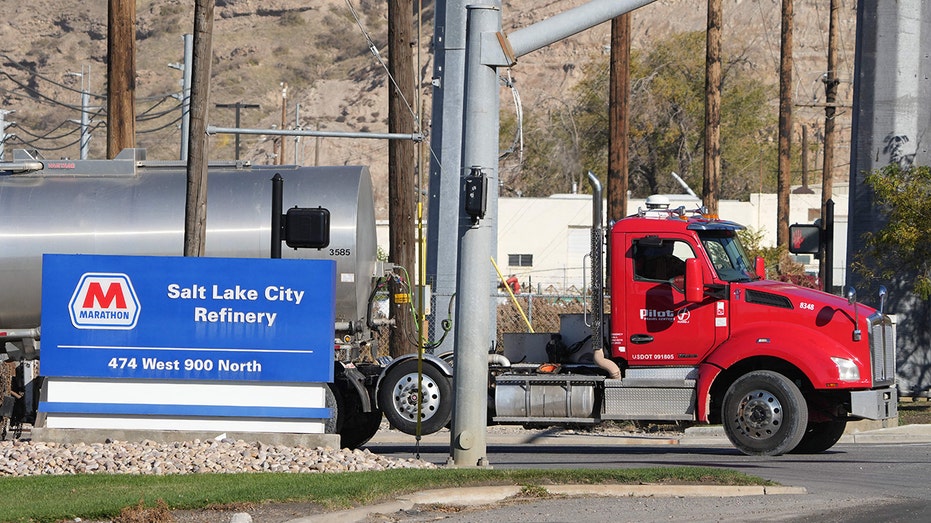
[326,384,383,449]
[324,385,341,436]
[722,371,808,456]
[338,389,383,450]
[789,420,847,454]
[378,359,452,435]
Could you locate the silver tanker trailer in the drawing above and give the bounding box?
[0,148,453,448]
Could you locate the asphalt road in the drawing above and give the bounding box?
[353,429,931,523]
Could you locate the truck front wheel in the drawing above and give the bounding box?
[722,371,808,456]
[378,359,452,436]
[790,420,847,454]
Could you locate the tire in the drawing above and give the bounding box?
[327,384,383,450]
[378,359,452,436]
[338,390,383,450]
[722,371,808,456]
[324,384,341,436]
[790,420,847,454]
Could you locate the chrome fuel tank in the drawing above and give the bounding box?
[0,149,377,332]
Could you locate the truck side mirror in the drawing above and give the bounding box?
[755,256,766,279]
[685,258,704,303]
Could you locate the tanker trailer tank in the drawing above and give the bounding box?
[0,148,380,352]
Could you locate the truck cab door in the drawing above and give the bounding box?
[623,235,718,365]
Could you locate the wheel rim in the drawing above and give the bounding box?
[390,372,442,422]
[734,388,784,440]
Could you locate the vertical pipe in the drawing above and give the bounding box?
[180,34,193,162]
[587,171,603,352]
[271,173,283,259]
[80,71,90,160]
[823,198,834,293]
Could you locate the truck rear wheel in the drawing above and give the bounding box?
[378,359,451,436]
[338,389,383,450]
[326,384,383,450]
[722,371,808,456]
[790,420,847,454]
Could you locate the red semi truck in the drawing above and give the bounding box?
[487,180,897,456]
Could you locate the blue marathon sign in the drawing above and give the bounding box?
[41,254,336,383]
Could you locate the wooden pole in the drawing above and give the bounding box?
[703,0,722,215]
[107,0,136,158]
[777,0,794,247]
[607,14,630,224]
[184,0,214,257]
[388,0,417,357]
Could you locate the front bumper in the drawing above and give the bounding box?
[850,385,898,420]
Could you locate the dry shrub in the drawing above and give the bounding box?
[113,499,174,523]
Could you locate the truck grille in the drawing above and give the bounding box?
[868,312,896,386]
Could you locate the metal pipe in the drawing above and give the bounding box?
[207,126,423,142]
[587,171,620,379]
[271,173,283,259]
[0,328,40,341]
[180,34,193,162]
[0,162,44,174]
[508,0,657,59]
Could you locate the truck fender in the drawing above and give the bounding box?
[707,323,865,388]
[334,362,373,412]
[376,353,454,396]
[696,363,723,422]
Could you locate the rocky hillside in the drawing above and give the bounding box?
[1,0,856,217]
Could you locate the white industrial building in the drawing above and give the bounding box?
[378,184,847,294]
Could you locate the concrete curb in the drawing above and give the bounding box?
[285,484,808,523]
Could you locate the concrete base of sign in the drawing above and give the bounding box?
[31,427,340,448]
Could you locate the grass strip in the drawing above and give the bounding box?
[0,466,770,522]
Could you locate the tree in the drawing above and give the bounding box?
[853,164,931,299]
[500,31,778,201]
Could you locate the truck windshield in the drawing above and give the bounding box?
[699,230,758,282]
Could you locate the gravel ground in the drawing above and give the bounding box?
[0,436,436,477]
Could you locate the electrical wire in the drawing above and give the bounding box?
[0,53,106,100]
[137,113,184,135]
[344,0,419,128]
[7,121,81,141]
[0,71,86,112]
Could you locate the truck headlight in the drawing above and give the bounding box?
[831,357,861,382]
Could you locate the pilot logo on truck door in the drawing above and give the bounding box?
[68,273,140,329]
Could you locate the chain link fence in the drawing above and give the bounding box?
[371,290,599,358]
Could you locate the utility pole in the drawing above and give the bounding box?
[67,67,92,160]
[703,0,722,215]
[388,0,417,357]
[184,0,214,258]
[107,0,136,158]
[169,34,194,162]
[820,0,840,286]
[279,82,288,165]
[294,103,301,165]
[777,0,794,247]
[0,110,13,161]
[607,13,630,224]
[214,102,260,160]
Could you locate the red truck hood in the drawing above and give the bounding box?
[741,279,877,317]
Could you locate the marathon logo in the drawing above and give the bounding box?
[68,273,140,329]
